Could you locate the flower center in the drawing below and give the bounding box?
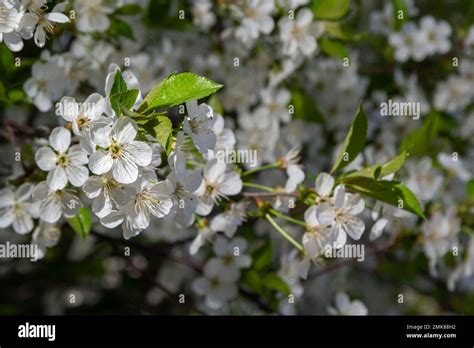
[56,153,69,167]
[108,140,123,159]
[76,115,91,130]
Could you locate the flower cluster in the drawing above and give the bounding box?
[1,0,474,316]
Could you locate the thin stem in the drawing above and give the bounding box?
[242,163,278,177]
[242,182,275,192]
[269,208,306,227]
[265,213,305,254]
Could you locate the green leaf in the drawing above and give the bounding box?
[399,111,441,156]
[208,94,223,115]
[262,273,291,295]
[252,240,272,270]
[242,270,263,293]
[343,176,425,219]
[330,106,368,173]
[0,81,8,103]
[467,179,474,198]
[392,0,408,31]
[137,72,223,112]
[109,70,139,116]
[312,0,350,20]
[343,151,408,180]
[109,17,134,39]
[138,114,173,152]
[67,208,92,239]
[290,90,325,124]
[380,151,408,177]
[115,4,143,15]
[319,37,349,59]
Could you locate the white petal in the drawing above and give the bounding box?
[333,184,346,209]
[49,127,71,153]
[112,117,137,144]
[113,156,138,184]
[82,176,103,198]
[15,183,35,202]
[219,172,242,196]
[46,12,70,23]
[13,212,34,234]
[315,172,334,197]
[35,147,57,171]
[205,160,226,182]
[0,208,15,228]
[89,150,113,175]
[39,197,62,223]
[66,165,89,187]
[68,145,89,165]
[0,188,15,208]
[61,192,82,217]
[343,217,365,240]
[47,166,68,190]
[34,26,46,47]
[100,211,124,228]
[123,141,152,167]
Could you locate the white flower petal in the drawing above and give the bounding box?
[89,150,113,175]
[113,156,138,184]
[35,147,57,171]
[123,141,152,167]
[47,166,68,190]
[49,127,71,153]
[315,172,334,197]
[66,165,89,187]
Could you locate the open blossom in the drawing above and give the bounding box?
[332,184,365,245]
[89,117,152,184]
[74,0,113,33]
[183,100,216,154]
[210,202,248,238]
[0,183,39,234]
[206,237,251,282]
[255,88,292,123]
[101,179,173,239]
[303,204,337,260]
[192,256,239,310]
[164,170,202,228]
[35,127,89,190]
[233,0,275,47]
[24,61,69,111]
[422,208,460,276]
[389,22,423,62]
[0,0,25,51]
[191,0,215,31]
[278,8,323,57]
[32,181,82,223]
[82,174,136,218]
[195,158,243,216]
[26,2,70,48]
[58,93,106,136]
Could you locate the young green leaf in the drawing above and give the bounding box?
[380,151,408,177]
[399,111,441,156]
[252,240,272,270]
[138,114,172,153]
[262,273,291,295]
[343,176,425,219]
[330,106,368,174]
[312,0,350,20]
[319,37,349,59]
[109,70,139,116]
[392,0,408,31]
[67,207,93,239]
[137,72,223,112]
